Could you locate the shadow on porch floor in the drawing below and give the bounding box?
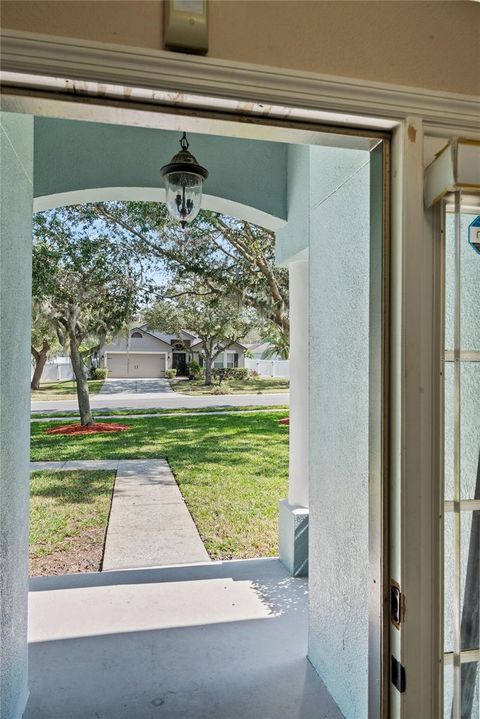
[26,558,342,719]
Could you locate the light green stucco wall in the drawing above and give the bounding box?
[275,144,310,265]
[0,111,34,719]
[275,141,372,716]
[276,143,371,266]
[307,146,371,719]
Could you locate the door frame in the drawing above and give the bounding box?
[369,138,391,719]
[2,31,479,717]
[388,118,445,718]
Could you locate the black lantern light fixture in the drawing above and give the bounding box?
[161,132,209,228]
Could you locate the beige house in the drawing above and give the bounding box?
[101,326,246,378]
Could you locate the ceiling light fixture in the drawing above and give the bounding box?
[161,132,208,228]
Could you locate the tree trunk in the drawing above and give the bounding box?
[31,339,50,390]
[69,335,93,426]
[204,356,213,386]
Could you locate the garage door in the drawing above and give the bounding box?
[106,353,166,378]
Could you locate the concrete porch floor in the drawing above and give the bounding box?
[26,558,342,719]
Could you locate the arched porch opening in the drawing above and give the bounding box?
[31,173,307,575]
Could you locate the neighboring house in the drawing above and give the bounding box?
[245,341,286,361]
[101,326,246,378]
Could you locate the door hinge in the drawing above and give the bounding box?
[391,656,406,693]
[390,579,405,629]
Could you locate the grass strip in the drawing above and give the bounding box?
[31,379,105,401]
[31,412,289,560]
[31,405,289,420]
[29,469,115,575]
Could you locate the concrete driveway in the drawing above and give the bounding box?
[98,378,174,395]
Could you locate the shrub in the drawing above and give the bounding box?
[230,367,249,380]
[212,367,249,384]
[165,368,177,379]
[90,367,108,380]
[249,369,260,378]
[187,360,202,380]
[211,385,229,395]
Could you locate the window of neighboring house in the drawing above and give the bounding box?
[213,354,224,369]
[225,352,238,368]
[131,332,143,338]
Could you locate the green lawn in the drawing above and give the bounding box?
[171,377,289,395]
[31,379,105,401]
[31,405,289,420]
[29,469,115,575]
[31,411,289,560]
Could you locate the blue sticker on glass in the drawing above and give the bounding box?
[468,216,480,255]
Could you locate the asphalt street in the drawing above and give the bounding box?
[32,378,289,413]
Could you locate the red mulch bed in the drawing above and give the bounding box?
[278,417,289,425]
[44,422,130,436]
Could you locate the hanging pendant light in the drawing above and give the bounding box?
[161,132,209,228]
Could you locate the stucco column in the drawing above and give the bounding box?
[287,259,309,507]
[0,112,34,719]
[279,259,309,576]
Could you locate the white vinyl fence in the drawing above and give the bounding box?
[245,358,290,379]
[31,356,74,383]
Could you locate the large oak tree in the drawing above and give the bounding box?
[33,209,142,425]
[79,202,289,350]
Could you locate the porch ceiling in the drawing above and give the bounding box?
[33,117,288,230]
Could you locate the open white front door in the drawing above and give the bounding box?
[389,134,480,719]
[440,190,480,719]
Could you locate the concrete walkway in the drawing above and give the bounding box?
[26,559,342,719]
[102,459,209,570]
[30,460,210,569]
[31,460,120,471]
